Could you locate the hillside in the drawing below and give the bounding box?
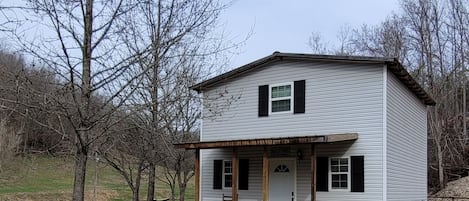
[429,176,469,201]
[0,155,193,201]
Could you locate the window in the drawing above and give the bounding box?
[258,80,305,117]
[270,83,293,113]
[316,156,364,192]
[274,164,290,173]
[330,158,349,190]
[213,159,250,190]
[223,160,233,188]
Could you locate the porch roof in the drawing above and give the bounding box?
[174,133,358,149]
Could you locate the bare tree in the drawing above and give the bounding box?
[101,117,149,201]
[0,1,149,200]
[308,31,329,54]
[116,1,231,200]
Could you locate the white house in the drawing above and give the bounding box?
[176,52,435,201]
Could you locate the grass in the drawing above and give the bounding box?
[0,155,194,201]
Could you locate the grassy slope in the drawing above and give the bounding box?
[0,155,194,201]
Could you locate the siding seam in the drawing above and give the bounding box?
[383,65,388,201]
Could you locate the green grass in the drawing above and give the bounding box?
[0,155,194,201]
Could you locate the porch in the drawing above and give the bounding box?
[175,133,358,201]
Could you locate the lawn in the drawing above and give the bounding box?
[0,155,194,201]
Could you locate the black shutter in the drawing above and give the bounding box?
[238,159,249,190]
[258,85,269,117]
[316,157,328,191]
[213,160,223,189]
[294,80,305,114]
[351,156,364,192]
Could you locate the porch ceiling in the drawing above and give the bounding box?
[174,133,358,149]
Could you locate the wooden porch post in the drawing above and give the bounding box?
[262,147,268,201]
[311,144,316,201]
[194,149,200,201]
[232,148,238,201]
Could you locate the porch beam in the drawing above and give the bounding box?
[262,147,268,201]
[232,148,238,201]
[194,149,200,201]
[175,133,358,149]
[311,144,316,201]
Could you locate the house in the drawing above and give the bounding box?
[176,52,435,201]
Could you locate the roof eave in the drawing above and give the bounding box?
[385,59,436,106]
[190,54,279,92]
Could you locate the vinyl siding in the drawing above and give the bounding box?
[200,148,263,201]
[200,60,385,201]
[386,70,427,201]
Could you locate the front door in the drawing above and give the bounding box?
[268,158,296,201]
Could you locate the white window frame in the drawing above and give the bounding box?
[329,157,351,191]
[269,82,294,114]
[223,160,233,189]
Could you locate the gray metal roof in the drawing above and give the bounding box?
[192,52,435,105]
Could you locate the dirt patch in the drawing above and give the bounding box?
[429,176,469,201]
[0,189,118,201]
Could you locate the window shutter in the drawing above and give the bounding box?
[316,157,328,191]
[258,85,269,117]
[238,159,249,190]
[294,80,305,114]
[351,156,364,192]
[213,160,223,189]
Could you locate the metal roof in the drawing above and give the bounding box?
[192,52,435,105]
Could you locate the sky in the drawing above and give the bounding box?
[218,0,400,68]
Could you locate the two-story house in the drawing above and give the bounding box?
[176,52,435,201]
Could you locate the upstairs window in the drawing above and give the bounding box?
[270,83,293,113]
[258,80,305,117]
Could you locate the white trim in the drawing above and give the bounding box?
[222,160,233,189]
[199,149,203,201]
[328,157,351,192]
[268,157,297,201]
[200,92,204,141]
[269,82,294,114]
[382,64,388,201]
[199,92,203,201]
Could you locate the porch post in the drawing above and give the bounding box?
[262,147,268,201]
[195,149,200,201]
[311,144,316,201]
[232,148,238,201]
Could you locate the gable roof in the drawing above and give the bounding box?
[192,52,436,106]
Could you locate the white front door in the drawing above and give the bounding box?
[268,158,296,201]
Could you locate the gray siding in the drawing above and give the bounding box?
[200,61,385,201]
[200,148,263,201]
[386,70,427,201]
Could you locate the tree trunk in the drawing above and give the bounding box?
[72,0,93,200]
[147,163,156,201]
[179,182,186,201]
[72,147,88,201]
[132,190,139,201]
[436,136,445,189]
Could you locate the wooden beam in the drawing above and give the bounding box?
[175,133,358,149]
[194,149,200,201]
[311,144,316,201]
[262,147,268,201]
[232,148,238,201]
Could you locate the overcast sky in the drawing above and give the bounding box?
[219,0,400,68]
